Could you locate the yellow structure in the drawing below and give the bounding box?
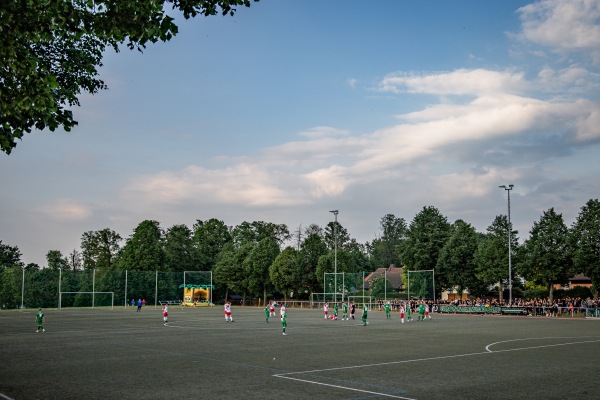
[179,284,213,307]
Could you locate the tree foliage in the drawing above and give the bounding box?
[193,218,232,270]
[81,228,122,269]
[0,0,258,154]
[571,199,600,296]
[368,214,407,270]
[269,246,300,300]
[401,206,451,294]
[437,219,487,298]
[475,215,519,303]
[519,208,572,302]
[164,224,196,272]
[245,237,280,304]
[117,220,164,271]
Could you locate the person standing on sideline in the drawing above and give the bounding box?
[323,302,329,319]
[224,301,233,322]
[162,304,169,323]
[281,310,288,335]
[264,303,270,323]
[350,302,356,320]
[361,304,368,326]
[269,302,276,317]
[137,299,142,312]
[399,304,405,324]
[384,301,392,319]
[342,301,348,320]
[35,308,45,332]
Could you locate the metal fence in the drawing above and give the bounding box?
[0,268,212,309]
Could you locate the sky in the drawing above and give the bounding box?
[1,0,599,267]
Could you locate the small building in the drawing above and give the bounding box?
[363,265,403,291]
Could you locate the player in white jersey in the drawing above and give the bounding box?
[323,302,329,319]
[425,303,431,319]
[269,302,276,317]
[280,303,287,317]
[162,305,169,323]
[399,305,405,324]
[224,302,233,322]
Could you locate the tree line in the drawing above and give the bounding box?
[1,199,599,308]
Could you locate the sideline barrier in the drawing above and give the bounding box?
[436,304,598,317]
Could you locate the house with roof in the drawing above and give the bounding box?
[363,265,403,292]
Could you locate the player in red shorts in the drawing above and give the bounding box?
[224,302,233,322]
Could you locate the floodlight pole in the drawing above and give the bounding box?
[330,210,339,304]
[499,184,514,305]
[20,266,25,309]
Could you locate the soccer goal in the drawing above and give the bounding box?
[407,269,435,300]
[310,292,344,308]
[59,291,114,309]
[348,295,374,310]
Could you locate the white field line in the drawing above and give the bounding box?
[274,336,600,398]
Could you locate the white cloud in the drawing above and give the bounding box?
[378,69,527,96]
[35,199,93,221]
[517,0,600,63]
[120,64,598,213]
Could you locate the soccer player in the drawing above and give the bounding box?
[269,302,276,317]
[333,303,339,320]
[384,301,391,319]
[342,302,348,320]
[281,311,287,335]
[280,303,287,318]
[406,302,412,322]
[264,303,270,323]
[350,302,356,320]
[323,302,329,319]
[162,305,169,323]
[137,298,142,312]
[35,308,45,332]
[361,304,368,326]
[224,301,233,322]
[425,303,431,319]
[399,304,405,324]
[418,301,425,321]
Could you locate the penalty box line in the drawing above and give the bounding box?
[273,337,600,398]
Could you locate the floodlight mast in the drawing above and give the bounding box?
[329,210,339,304]
[498,185,514,305]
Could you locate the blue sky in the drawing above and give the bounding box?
[1,0,599,266]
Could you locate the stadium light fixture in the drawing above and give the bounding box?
[329,210,339,303]
[499,185,514,305]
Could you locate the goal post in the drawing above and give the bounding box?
[407,270,435,300]
[59,292,114,310]
[348,295,374,309]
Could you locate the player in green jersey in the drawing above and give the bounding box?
[406,303,412,322]
[418,302,425,321]
[384,301,391,319]
[342,302,348,320]
[361,304,368,326]
[281,312,287,335]
[264,304,270,323]
[35,308,45,332]
[333,303,339,320]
